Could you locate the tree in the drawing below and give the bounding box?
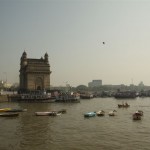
[76,85,88,92]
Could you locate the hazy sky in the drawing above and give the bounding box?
[1,0,150,87]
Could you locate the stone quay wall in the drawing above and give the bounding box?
[0,94,21,102]
[0,95,9,102]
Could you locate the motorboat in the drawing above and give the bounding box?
[132,110,143,120]
[96,110,105,116]
[133,113,141,120]
[20,90,55,102]
[84,112,96,117]
[135,110,143,116]
[118,103,130,108]
[114,91,137,99]
[108,110,117,116]
[55,92,80,103]
[35,111,58,116]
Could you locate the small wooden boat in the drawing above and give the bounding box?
[35,111,58,116]
[0,108,11,112]
[108,110,117,116]
[6,108,27,112]
[96,110,105,116]
[84,112,96,117]
[132,110,143,120]
[135,110,143,116]
[118,103,130,108]
[133,113,141,120]
[0,113,19,117]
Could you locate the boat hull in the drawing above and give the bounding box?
[84,112,96,117]
[133,114,141,120]
[6,109,27,112]
[96,111,105,116]
[0,113,19,117]
[35,111,57,116]
[0,108,11,112]
[19,92,55,103]
[55,99,80,103]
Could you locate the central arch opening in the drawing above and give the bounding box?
[35,77,43,90]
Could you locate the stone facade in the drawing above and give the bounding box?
[19,51,51,91]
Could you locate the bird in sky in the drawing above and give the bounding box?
[102,42,105,44]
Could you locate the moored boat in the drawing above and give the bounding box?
[114,91,137,99]
[133,113,141,120]
[96,110,105,116]
[0,112,19,117]
[35,111,58,116]
[55,92,80,103]
[6,108,27,112]
[132,110,143,120]
[0,108,11,112]
[19,90,55,102]
[80,93,93,99]
[84,112,96,117]
[108,110,117,116]
[118,103,130,108]
[135,110,143,116]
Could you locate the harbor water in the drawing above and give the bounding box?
[1,97,150,150]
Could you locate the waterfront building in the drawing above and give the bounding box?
[19,51,51,91]
[88,80,102,87]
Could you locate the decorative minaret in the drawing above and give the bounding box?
[44,52,49,63]
[20,51,28,90]
[21,51,27,67]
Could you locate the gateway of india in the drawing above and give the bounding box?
[19,51,51,91]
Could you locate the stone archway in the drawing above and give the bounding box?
[35,77,43,90]
[37,86,41,90]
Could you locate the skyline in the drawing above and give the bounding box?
[1,0,150,87]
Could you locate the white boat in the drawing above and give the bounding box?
[135,110,143,116]
[20,91,55,102]
[35,111,58,116]
[108,110,117,116]
[96,110,105,116]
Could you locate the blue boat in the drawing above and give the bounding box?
[84,112,96,117]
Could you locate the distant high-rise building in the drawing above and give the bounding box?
[19,51,52,91]
[88,80,102,87]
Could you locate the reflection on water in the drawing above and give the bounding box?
[1,97,150,150]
